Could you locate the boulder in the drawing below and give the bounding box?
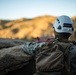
[0,38,25,49]
[0,45,34,75]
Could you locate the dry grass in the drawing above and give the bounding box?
[0,15,76,41]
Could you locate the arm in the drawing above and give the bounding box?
[22,42,46,56]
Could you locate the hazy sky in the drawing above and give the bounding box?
[0,0,76,20]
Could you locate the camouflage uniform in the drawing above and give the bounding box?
[23,40,76,75]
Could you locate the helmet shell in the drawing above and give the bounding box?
[53,15,74,34]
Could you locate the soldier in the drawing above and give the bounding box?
[23,15,76,75]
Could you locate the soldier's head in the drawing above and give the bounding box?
[53,15,74,39]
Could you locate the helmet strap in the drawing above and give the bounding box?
[54,30,71,40]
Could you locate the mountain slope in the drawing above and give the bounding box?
[0,15,76,40]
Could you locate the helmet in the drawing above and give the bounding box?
[53,15,74,34]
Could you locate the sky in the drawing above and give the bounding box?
[0,0,76,20]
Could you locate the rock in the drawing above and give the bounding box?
[0,45,33,75]
[0,38,26,49]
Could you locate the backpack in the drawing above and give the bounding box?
[69,41,76,75]
[35,39,74,75]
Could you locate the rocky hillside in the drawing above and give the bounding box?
[0,15,76,40]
